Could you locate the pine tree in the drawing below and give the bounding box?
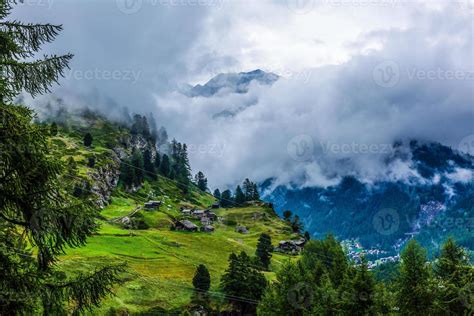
[283,210,293,221]
[131,150,144,186]
[221,252,267,314]
[243,178,252,201]
[396,239,433,315]
[257,261,309,315]
[213,189,221,200]
[433,237,472,314]
[255,233,273,270]
[194,171,208,192]
[220,189,233,208]
[154,152,161,170]
[119,159,135,188]
[234,185,246,205]
[192,264,211,293]
[143,149,156,180]
[340,260,376,315]
[251,182,260,200]
[83,132,93,147]
[0,3,124,314]
[87,156,95,168]
[159,154,170,177]
[291,215,302,233]
[50,121,58,136]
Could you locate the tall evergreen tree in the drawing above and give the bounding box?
[242,178,253,201]
[283,210,293,221]
[143,149,156,180]
[0,3,124,314]
[433,237,472,314]
[251,182,260,200]
[192,264,211,293]
[153,152,161,170]
[340,260,376,315]
[220,252,267,314]
[213,188,221,200]
[255,233,273,270]
[131,150,144,186]
[220,189,233,208]
[194,171,208,192]
[159,154,170,177]
[50,121,58,136]
[83,132,93,147]
[291,215,302,234]
[234,185,246,205]
[396,239,433,315]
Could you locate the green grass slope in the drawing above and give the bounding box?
[47,115,299,314]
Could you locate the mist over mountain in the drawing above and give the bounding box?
[262,141,474,255]
[180,69,278,97]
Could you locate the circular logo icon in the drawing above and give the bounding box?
[373,208,399,236]
[287,135,314,162]
[287,282,313,310]
[287,0,315,15]
[373,60,400,88]
[458,134,474,156]
[116,0,142,14]
[459,282,474,310]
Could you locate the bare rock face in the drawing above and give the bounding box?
[88,152,121,208]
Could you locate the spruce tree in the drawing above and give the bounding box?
[283,210,293,221]
[0,2,124,314]
[143,149,156,180]
[234,185,246,204]
[251,182,260,200]
[194,171,208,192]
[159,154,170,177]
[192,264,211,293]
[396,239,433,315]
[50,121,58,136]
[242,178,252,201]
[83,132,93,147]
[131,150,144,186]
[213,188,221,200]
[433,237,472,314]
[221,251,267,314]
[154,152,161,170]
[220,189,233,208]
[255,233,273,270]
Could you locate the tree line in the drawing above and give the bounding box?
[213,178,261,207]
[188,235,473,315]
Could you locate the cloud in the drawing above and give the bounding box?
[154,3,474,189]
[11,1,474,189]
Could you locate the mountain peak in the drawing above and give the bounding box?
[182,69,279,97]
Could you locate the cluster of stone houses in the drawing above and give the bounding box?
[274,238,307,254]
[175,208,218,233]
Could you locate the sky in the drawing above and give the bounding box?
[11,0,474,189]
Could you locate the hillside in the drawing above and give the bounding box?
[44,111,300,314]
[263,141,474,259]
